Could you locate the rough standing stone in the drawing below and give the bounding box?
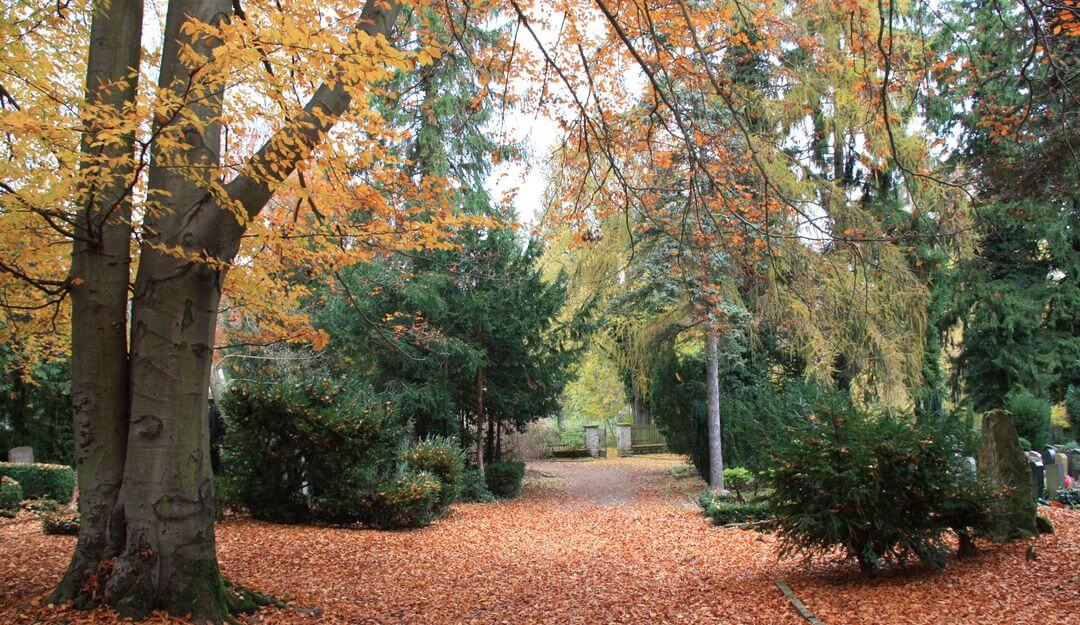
[6,447,32,463]
[616,423,633,457]
[977,410,1037,540]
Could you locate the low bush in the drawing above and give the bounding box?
[722,467,756,501]
[351,470,442,530]
[484,461,525,499]
[0,462,74,503]
[42,511,79,535]
[0,476,22,517]
[698,490,770,525]
[766,406,994,574]
[404,437,465,515]
[1017,436,1032,452]
[457,467,495,503]
[221,378,404,524]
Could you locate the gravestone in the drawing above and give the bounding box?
[583,425,602,458]
[6,447,33,463]
[1027,452,1045,499]
[962,456,977,475]
[977,410,1037,539]
[1045,451,1061,498]
[616,423,632,457]
[1054,454,1068,489]
[1041,447,1056,466]
[1068,449,1080,480]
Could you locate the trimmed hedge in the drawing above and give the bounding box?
[698,490,771,525]
[0,462,75,503]
[0,476,22,517]
[351,470,442,530]
[484,461,525,499]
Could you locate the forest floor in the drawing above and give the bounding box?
[2,454,1078,624]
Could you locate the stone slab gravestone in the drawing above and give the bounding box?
[6,447,33,463]
[1054,454,1068,489]
[1045,452,1061,498]
[977,410,1037,539]
[615,423,632,457]
[1027,452,1045,499]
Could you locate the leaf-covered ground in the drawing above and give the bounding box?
[2,455,1077,624]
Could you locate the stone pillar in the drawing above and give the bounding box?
[616,423,633,457]
[584,425,601,458]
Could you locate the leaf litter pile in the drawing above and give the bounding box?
[2,456,1077,624]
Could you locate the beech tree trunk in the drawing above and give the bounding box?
[51,0,144,606]
[706,330,725,493]
[56,0,402,621]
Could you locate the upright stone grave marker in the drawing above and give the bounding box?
[1027,451,1045,499]
[1043,447,1061,497]
[1068,449,1080,481]
[6,447,33,463]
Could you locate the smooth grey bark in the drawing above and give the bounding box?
[706,330,725,493]
[51,0,144,607]
[475,367,486,476]
[58,0,401,621]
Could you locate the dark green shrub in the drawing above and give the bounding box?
[1066,386,1080,438]
[484,461,525,499]
[767,406,994,574]
[221,378,404,524]
[1017,436,1032,451]
[1004,389,1052,450]
[0,462,74,503]
[457,467,495,503]
[404,437,465,514]
[0,476,22,517]
[42,511,79,535]
[351,470,442,530]
[698,490,770,525]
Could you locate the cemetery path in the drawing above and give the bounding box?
[3,456,1079,625]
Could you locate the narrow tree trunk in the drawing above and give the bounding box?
[485,412,496,462]
[50,0,143,606]
[706,330,725,494]
[495,419,502,462]
[475,367,485,476]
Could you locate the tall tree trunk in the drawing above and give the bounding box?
[56,0,401,620]
[631,391,651,428]
[485,411,496,462]
[50,0,144,607]
[475,367,485,476]
[706,330,725,493]
[102,0,232,619]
